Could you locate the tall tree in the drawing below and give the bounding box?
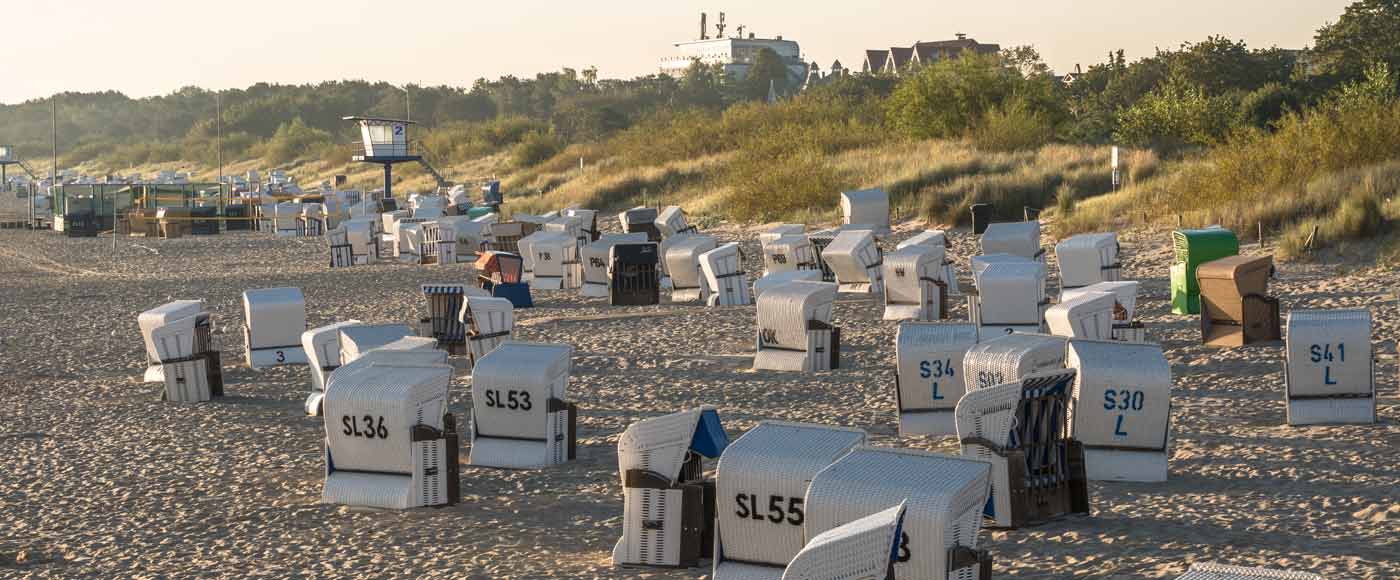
[1313,0,1400,83]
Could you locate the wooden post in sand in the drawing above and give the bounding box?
[1258,221,1265,249]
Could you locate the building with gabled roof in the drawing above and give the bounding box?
[862,35,1001,76]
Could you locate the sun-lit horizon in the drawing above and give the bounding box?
[3,0,1351,105]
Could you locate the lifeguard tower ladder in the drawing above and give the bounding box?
[343,117,450,202]
[0,146,40,193]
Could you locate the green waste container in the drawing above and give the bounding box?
[1170,228,1239,314]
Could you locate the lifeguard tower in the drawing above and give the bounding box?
[343,117,450,202]
[0,146,39,193]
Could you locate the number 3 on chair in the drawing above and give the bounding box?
[275,350,285,363]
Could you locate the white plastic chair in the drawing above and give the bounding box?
[666,235,718,302]
[1044,291,1116,340]
[753,281,840,372]
[700,242,752,306]
[1176,563,1322,580]
[896,322,979,436]
[1284,309,1375,425]
[1066,339,1172,482]
[1055,233,1119,290]
[839,189,890,235]
[612,406,730,568]
[712,421,866,580]
[781,502,906,580]
[242,287,308,368]
[321,360,458,509]
[979,221,1042,260]
[468,341,576,469]
[805,447,993,580]
[302,320,363,416]
[883,244,945,321]
[962,333,1066,393]
[821,229,884,294]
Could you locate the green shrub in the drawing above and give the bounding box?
[511,131,563,168]
[970,99,1054,152]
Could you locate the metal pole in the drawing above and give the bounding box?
[217,92,224,229]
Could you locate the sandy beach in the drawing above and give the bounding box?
[1,218,1396,579]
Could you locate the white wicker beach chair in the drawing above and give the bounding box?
[805,448,993,580]
[1176,563,1323,579]
[544,217,586,288]
[839,189,890,235]
[344,217,380,264]
[760,224,807,252]
[1284,309,1376,426]
[979,222,1042,261]
[701,242,752,306]
[613,406,730,568]
[321,360,459,509]
[140,300,206,382]
[896,230,948,251]
[418,284,476,356]
[781,502,906,580]
[962,333,1067,392]
[328,226,354,268]
[516,230,543,283]
[582,234,651,297]
[896,322,980,436]
[242,287,308,368]
[656,205,698,239]
[397,221,425,264]
[883,244,946,321]
[435,216,487,263]
[765,234,820,275]
[257,202,277,232]
[338,324,417,364]
[302,320,363,416]
[563,207,599,242]
[273,201,301,236]
[620,206,661,240]
[753,270,824,300]
[753,281,840,372]
[1055,233,1120,290]
[523,231,575,291]
[1066,339,1172,482]
[1044,292,1117,340]
[420,221,452,265]
[955,369,1089,528]
[299,202,327,236]
[468,341,577,469]
[713,421,866,580]
[151,313,220,403]
[1060,281,1144,342]
[666,235,719,302]
[968,261,1047,338]
[459,295,515,365]
[822,229,884,294]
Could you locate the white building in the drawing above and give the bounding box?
[660,14,807,84]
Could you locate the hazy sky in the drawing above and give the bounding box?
[4,0,1354,104]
